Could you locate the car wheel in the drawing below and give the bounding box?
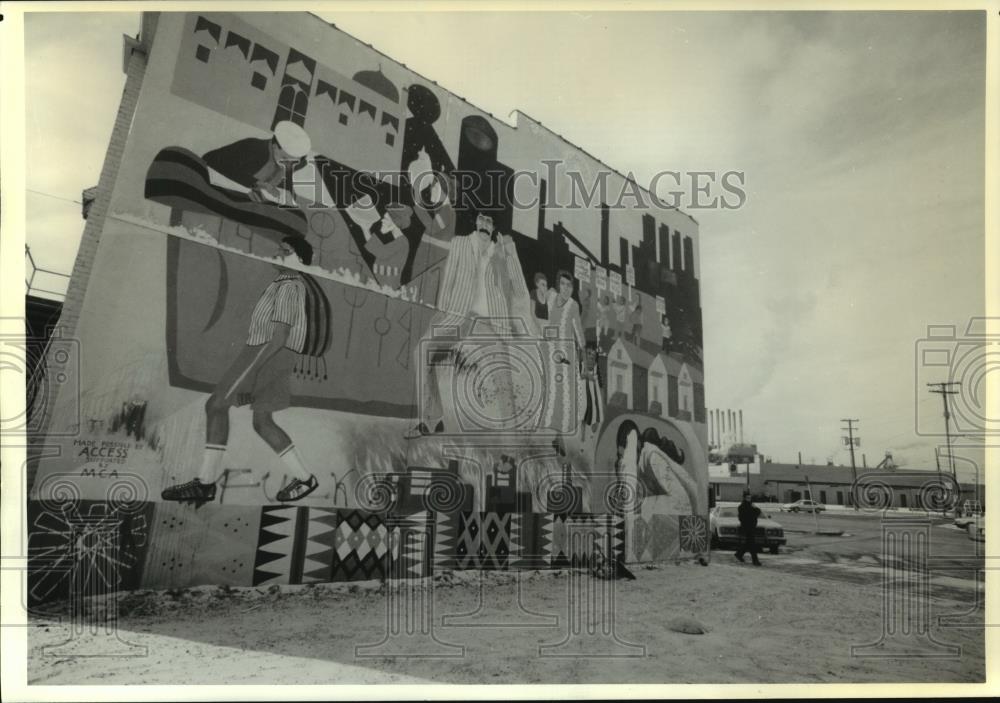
[769,546,779,554]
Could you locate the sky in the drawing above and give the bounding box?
[20,8,989,477]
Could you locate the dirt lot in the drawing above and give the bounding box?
[26,556,985,686]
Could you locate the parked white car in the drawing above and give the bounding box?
[782,499,825,513]
[966,515,985,542]
[709,503,786,554]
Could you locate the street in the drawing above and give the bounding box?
[766,509,982,565]
[714,508,985,604]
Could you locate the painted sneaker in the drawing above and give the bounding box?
[403,420,444,440]
[277,474,319,502]
[161,478,216,507]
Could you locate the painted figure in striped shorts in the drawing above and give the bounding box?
[161,236,320,506]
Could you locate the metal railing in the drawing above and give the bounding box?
[25,245,71,301]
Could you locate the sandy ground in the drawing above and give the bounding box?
[26,557,984,686]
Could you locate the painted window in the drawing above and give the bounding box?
[275,83,309,126]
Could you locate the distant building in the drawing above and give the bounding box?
[760,462,985,510]
[708,454,764,503]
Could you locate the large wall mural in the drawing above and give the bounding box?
[30,12,708,591]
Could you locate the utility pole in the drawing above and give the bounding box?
[804,475,821,533]
[934,446,944,513]
[841,419,860,511]
[928,382,959,479]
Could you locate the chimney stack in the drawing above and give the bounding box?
[739,410,744,444]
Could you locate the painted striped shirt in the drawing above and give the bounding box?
[431,232,534,336]
[246,272,307,353]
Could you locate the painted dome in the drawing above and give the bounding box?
[352,67,399,103]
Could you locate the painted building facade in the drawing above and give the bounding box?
[28,12,709,599]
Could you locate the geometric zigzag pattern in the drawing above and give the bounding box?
[432,512,630,572]
[252,506,300,586]
[550,514,625,569]
[252,507,391,586]
[453,512,511,570]
[433,511,458,570]
[248,506,629,587]
[330,509,390,582]
[386,511,432,579]
[510,511,554,570]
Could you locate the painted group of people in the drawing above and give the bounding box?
[156,121,687,513]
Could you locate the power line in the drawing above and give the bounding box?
[27,189,83,206]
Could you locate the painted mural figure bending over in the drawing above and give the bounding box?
[202,120,311,205]
[161,236,323,505]
[616,419,698,516]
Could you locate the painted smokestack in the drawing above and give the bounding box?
[739,409,744,444]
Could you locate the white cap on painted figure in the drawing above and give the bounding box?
[273,121,311,158]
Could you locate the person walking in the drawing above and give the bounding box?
[736,491,762,565]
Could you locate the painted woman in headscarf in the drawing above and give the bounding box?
[614,419,698,515]
[542,270,585,433]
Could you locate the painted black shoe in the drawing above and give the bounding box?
[277,474,319,502]
[161,478,216,507]
[404,422,431,439]
[404,420,445,440]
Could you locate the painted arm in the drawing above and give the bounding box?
[649,448,699,513]
[570,300,585,351]
[414,199,455,250]
[202,138,268,189]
